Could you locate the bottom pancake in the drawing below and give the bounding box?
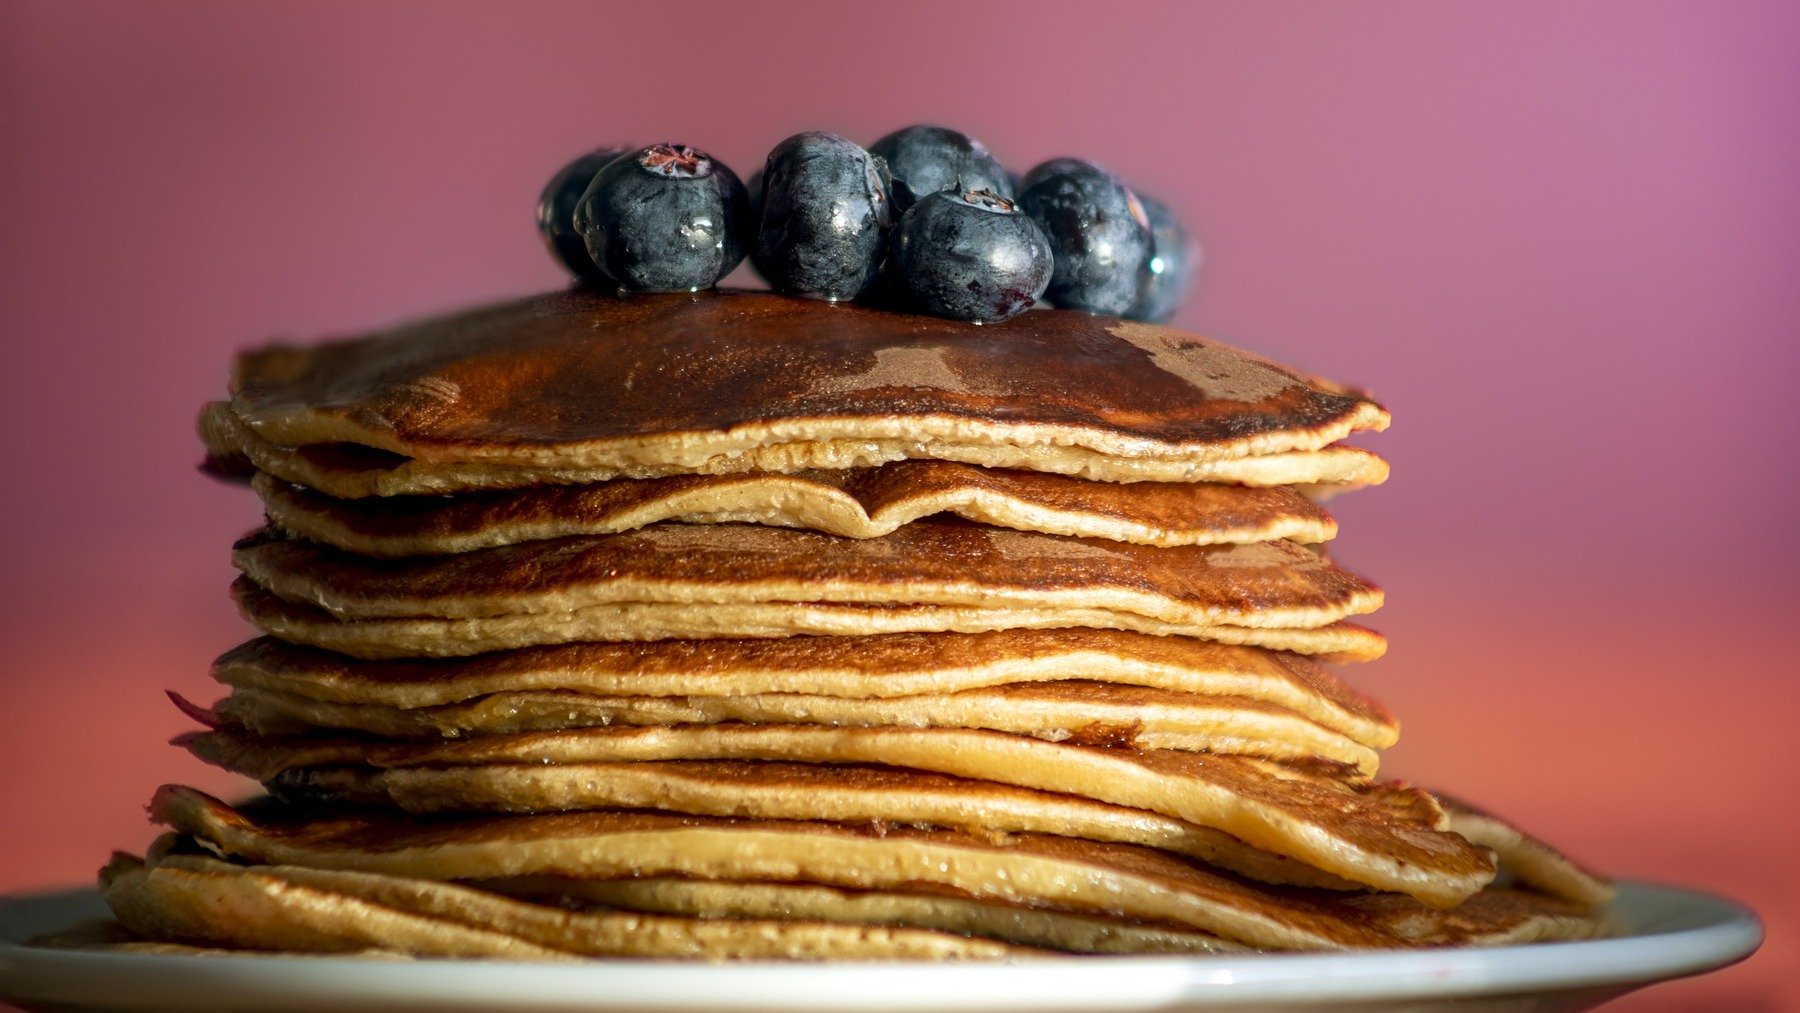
[103,851,1025,960]
[495,878,1244,955]
[515,875,1604,951]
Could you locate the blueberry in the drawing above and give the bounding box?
[536,147,629,282]
[753,132,893,301]
[1018,157,1087,193]
[1127,193,1201,323]
[573,143,751,292]
[868,124,1011,211]
[890,189,1052,324]
[1019,159,1152,315]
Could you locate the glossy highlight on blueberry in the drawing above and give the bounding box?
[536,147,630,282]
[1128,193,1201,323]
[1020,159,1152,316]
[753,132,893,301]
[572,143,751,293]
[891,188,1053,324]
[869,124,1012,212]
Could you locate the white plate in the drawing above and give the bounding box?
[0,880,1759,1013]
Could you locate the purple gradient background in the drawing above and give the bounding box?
[2,1,1797,1007]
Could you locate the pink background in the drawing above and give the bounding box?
[3,1,1796,1007]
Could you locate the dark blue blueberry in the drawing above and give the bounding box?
[890,189,1052,324]
[536,147,629,282]
[1127,193,1201,323]
[753,132,893,301]
[1018,157,1088,193]
[572,143,751,292]
[1019,159,1152,316]
[868,124,1011,211]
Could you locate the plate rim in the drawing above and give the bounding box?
[0,879,1763,1011]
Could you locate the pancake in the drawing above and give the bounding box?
[234,522,1382,631]
[31,925,335,959]
[148,787,1414,950]
[1437,795,1615,910]
[508,878,1244,955]
[104,852,1024,960]
[208,679,1384,772]
[213,633,1398,747]
[250,462,1343,556]
[181,726,1490,903]
[219,289,1388,480]
[234,578,1389,660]
[204,402,1390,498]
[102,852,568,960]
[269,760,1360,890]
[523,877,1602,950]
[1332,888,1607,946]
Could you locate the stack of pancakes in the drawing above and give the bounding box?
[100,290,1613,959]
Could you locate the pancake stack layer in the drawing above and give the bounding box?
[98,290,1613,959]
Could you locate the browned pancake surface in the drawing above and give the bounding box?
[228,290,1386,462]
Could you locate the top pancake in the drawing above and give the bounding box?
[203,402,1390,496]
[224,290,1387,478]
